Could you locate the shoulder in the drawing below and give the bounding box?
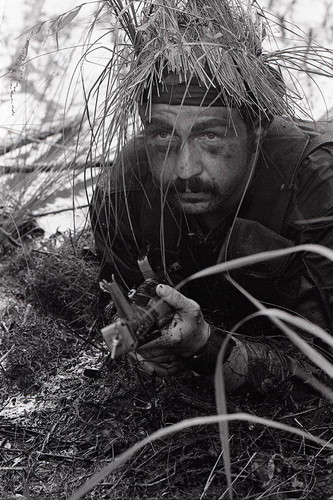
[261,116,333,187]
[291,143,333,221]
[294,120,333,203]
[242,117,333,233]
[263,116,333,163]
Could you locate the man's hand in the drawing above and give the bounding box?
[136,284,210,373]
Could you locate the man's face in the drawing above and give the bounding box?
[141,104,255,220]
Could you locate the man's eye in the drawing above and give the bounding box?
[155,131,170,139]
[204,132,218,140]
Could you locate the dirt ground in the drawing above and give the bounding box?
[1,231,333,500]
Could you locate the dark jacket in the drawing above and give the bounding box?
[90,116,333,336]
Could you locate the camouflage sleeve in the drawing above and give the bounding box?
[90,135,150,289]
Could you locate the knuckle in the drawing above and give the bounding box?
[188,298,201,313]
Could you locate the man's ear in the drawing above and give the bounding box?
[252,114,272,143]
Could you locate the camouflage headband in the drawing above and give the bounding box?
[142,71,227,107]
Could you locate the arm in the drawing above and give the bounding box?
[136,285,297,395]
[136,284,235,377]
[90,181,144,287]
[90,135,152,288]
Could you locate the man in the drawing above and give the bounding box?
[90,0,333,395]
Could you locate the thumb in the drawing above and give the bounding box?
[156,284,193,311]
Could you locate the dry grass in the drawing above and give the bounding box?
[0,231,332,499]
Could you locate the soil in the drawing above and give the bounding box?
[0,231,333,500]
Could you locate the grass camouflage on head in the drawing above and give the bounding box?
[134,0,286,118]
[90,0,333,157]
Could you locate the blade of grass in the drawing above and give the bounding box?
[225,275,333,401]
[214,335,236,500]
[68,412,333,500]
[178,244,333,289]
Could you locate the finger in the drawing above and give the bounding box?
[130,352,180,375]
[138,334,177,356]
[136,357,184,376]
[137,349,178,363]
[156,284,199,313]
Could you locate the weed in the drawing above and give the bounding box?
[1,232,333,500]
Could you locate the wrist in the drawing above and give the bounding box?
[182,326,235,376]
[181,322,211,359]
[192,322,211,357]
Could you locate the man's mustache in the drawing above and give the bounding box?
[167,177,218,195]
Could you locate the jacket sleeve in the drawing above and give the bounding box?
[90,135,150,289]
[90,180,144,289]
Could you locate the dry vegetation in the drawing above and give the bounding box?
[0,232,333,500]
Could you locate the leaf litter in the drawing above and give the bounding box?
[0,230,332,499]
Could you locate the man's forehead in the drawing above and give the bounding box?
[141,103,243,125]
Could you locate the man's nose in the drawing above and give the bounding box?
[174,142,202,179]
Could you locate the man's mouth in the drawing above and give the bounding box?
[176,191,214,203]
[168,178,218,196]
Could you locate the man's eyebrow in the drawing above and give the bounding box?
[144,118,174,131]
[144,116,230,133]
[191,118,229,133]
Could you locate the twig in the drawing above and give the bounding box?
[0,162,86,174]
[31,204,89,218]
[22,305,32,326]
[0,424,46,437]
[0,321,9,333]
[0,125,76,157]
[0,160,103,174]
[0,227,22,247]
[37,452,89,462]
[0,164,66,173]
[0,466,26,471]
[57,321,105,351]
[0,346,14,365]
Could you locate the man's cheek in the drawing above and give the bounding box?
[149,161,171,185]
[148,145,168,165]
[201,144,226,157]
[150,153,176,177]
[205,140,244,159]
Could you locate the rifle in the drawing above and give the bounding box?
[101,256,174,359]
